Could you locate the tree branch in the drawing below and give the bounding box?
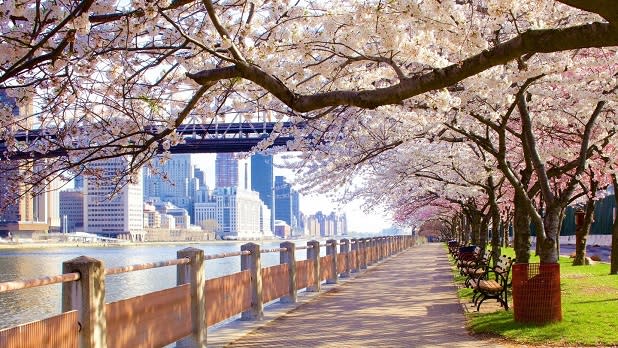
[187,22,618,112]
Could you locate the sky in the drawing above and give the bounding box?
[192,154,393,234]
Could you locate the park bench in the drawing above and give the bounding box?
[462,249,493,288]
[469,255,513,311]
[455,245,481,275]
[447,240,459,256]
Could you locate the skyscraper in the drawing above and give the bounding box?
[215,153,238,187]
[251,154,274,229]
[84,157,144,240]
[143,154,198,220]
[59,190,84,232]
[194,166,206,188]
[74,175,84,190]
[274,176,301,233]
[211,186,267,239]
[0,90,60,237]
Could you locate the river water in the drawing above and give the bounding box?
[0,241,309,330]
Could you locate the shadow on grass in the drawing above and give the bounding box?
[571,297,618,304]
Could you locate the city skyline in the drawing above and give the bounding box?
[193,154,392,234]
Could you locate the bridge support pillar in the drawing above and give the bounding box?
[62,256,107,348]
[326,239,338,284]
[339,238,350,278]
[241,243,264,320]
[280,241,297,303]
[307,240,320,292]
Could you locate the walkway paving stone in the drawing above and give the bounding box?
[210,243,507,347]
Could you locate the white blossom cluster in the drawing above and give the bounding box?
[0,0,616,243]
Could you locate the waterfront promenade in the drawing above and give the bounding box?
[209,243,507,347]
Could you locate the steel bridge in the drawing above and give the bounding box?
[0,121,299,160]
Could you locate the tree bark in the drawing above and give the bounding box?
[470,209,481,246]
[488,178,502,262]
[610,174,618,274]
[573,198,595,266]
[538,205,561,263]
[501,219,509,248]
[513,192,531,264]
[480,218,489,250]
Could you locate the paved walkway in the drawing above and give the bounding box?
[208,243,507,347]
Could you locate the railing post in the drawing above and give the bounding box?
[382,237,387,258]
[326,239,338,284]
[365,238,371,265]
[384,237,388,258]
[368,238,374,265]
[176,247,207,348]
[340,238,350,278]
[372,238,378,263]
[360,239,368,269]
[241,243,263,320]
[307,240,320,292]
[280,241,297,303]
[62,256,107,348]
[351,238,360,273]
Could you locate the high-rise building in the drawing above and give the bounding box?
[0,90,60,237]
[215,153,238,187]
[0,166,61,236]
[211,187,268,239]
[194,166,206,188]
[274,176,301,233]
[304,211,348,237]
[59,190,84,233]
[84,157,144,240]
[274,176,291,226]
[74,175,84,190]
[143,154,198,220]
[251,154,274,228]
[291,190,301,235]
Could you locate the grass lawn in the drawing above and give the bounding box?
[455,247,618,346]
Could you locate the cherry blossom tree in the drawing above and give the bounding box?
[1,1,617,191]
[1,0,618,267]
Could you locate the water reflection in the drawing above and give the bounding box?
[0,241,293,329]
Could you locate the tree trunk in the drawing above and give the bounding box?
[573,198,595,266]
[470,211,481,245]
[513,192,531,264]
[480,218,488,250]
[486,177,501,260]
[502,218,511,247]
[556,207,566,261]
[610,175,618,274]
[461,212,471,245]
[538,205,561,263]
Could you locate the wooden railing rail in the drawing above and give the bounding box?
[261,247,288,253]
[205,250,251,260]
[0,273,80,293]
[104,258,190,276]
